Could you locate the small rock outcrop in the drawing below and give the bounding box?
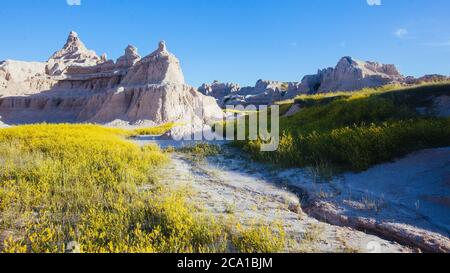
[199,79,295,106]
[0,32,223,129]
[198,81,241,106]
[238,80,292,105]
[199,81,241,97]
[433,95,450,118]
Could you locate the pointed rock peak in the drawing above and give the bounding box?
[337,56,357,67]
[126,44,136,51]
[63,31,86,50]
[64,31,79,46]
[158,41,167,52]
[147,41,171,58]
[46,31,100,75]
[49,31,99,62]
[341,56,353,62]
[68,31,78,38]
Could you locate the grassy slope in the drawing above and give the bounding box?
[0,124,284,253]
[234,83,450,171]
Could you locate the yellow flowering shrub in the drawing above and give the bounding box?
[0,124,285,253]
[232,223,286,253]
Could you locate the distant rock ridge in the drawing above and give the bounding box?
[199,56,448,106]
[0,31,223,130]
[198,81,241,106]
[405,74,450,85]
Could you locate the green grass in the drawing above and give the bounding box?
[292,81,450,107]
[131,122,181,136]
[231,83,450,171]
[178,143,223,160]
[0,124,285,253]
[224,109,259,114]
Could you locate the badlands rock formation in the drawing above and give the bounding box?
[198,80,241,106]
[200,57,406,105]
[199,79,294,106]
[0,32,223,128]
[299,56,404,94]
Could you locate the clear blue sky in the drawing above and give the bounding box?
[0,0,449,87]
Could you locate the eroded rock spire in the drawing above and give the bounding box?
[116,45,141,67]
[158,41,167,52]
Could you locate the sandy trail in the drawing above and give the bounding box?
[155,151,410,253]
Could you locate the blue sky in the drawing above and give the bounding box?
[0,0,449,87]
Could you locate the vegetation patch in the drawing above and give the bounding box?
[178,143,223,160]
[231,223,286,253]
[0,124,284,253]
[230,83,450,171]
[131,122,181,136]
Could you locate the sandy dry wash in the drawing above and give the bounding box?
[133,135,450,252]
[282,148,450,252]
[157,151,411,253]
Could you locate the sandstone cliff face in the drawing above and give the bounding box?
[0,32,223,128]
[287,57,405,97]
[85,84,222,125]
